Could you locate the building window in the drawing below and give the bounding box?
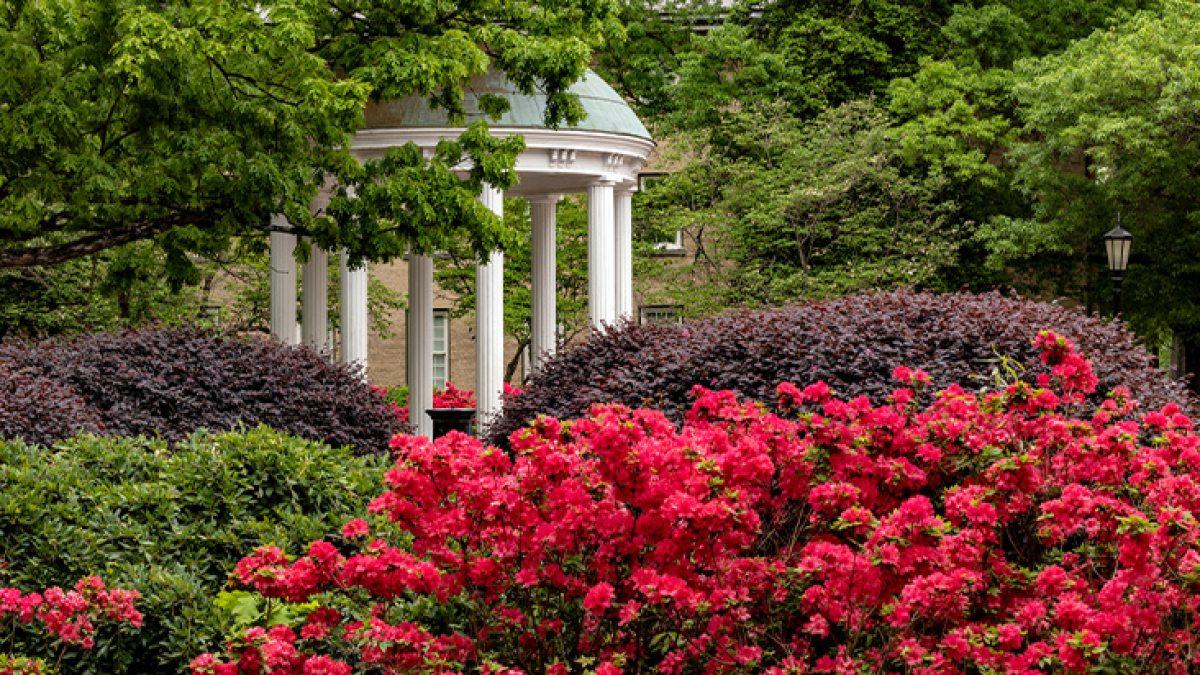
[432,310,450,390]
[637,171,685,256]
[640,305,684,325]
[652,229,686,256]
[199,303,222,326]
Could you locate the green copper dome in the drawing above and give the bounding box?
[363,69,651,140]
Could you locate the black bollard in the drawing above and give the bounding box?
[427,408,476,438]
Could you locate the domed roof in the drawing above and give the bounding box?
[363,69,651,140]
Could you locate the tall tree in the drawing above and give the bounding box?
[0,246,203,339]
[883,0,1153,256]
[636,101,968,310]
[616,0,1175,320]
[0,0,618,286]
[994,0,1200,386]
[663,0,958,134]
[592,0,706,118]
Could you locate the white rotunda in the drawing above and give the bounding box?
[267,70,655,437]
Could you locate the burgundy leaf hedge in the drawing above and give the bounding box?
[0,367,105,446]
[0,327,400,453]
[491,290,1190,444]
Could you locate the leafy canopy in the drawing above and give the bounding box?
[636,101,967,309]
[0,0,618,285]
[996,0,1200,343]
[609,0,1191,364]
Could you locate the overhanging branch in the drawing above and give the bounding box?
[0,213,209,268]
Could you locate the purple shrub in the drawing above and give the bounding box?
[491,290,1191,444]
[0,327,399,453]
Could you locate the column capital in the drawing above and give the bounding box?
[589,177,619,188]
[615,183,637,196]
[527,194,563,205]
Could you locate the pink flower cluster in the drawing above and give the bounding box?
[432,381,477,409]
[197,332,1200,673]
[1,576,141,672]
[190,626,354,675]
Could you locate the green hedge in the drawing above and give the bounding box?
[0,427,386,673]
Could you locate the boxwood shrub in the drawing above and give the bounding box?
[491,290,1191,443]
[0,427,386,673]
[0,327,399,453]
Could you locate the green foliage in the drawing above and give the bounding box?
[593,0,707,116]
[0,427,385,673]
[377,384,409,407]
[604,0,994,313]
[639,101,967,307]
[942,4,1031,69]
[881,0,1153,247]
[668,23,794,130]
[0,246,204,339]
[888,59,1017,186]
[664,0,956,130]
[997,0,1149,54]
[726,102,965,302]
[214,591,318,631]
[0,0,618,279]
[607,0,1181,349]
[1000,0,1200,344]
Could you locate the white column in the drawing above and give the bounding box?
[476,184,505,426]
[529,195,560,372]
[587,179,617,328]
[269,220,298,345]
[339,252,369,377]
[614,187,634,323]
[301,242,329,352]
[408,254,435,438]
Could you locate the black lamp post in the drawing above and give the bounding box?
[1104,220,1132,316]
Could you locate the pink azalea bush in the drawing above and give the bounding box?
[195,332,1200,673]
[1,576,142,674]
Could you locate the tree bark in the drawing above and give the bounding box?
[505,336,531,385]
[1183,334,1200,395]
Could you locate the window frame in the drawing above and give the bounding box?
[637,171,686,257]
[432,309,450,391]
[639,304,685,325]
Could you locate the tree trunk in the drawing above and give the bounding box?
[1171,333,1187,380]
[1182,334,1200,395]
[117,290,131,320]
[505,337,531,385]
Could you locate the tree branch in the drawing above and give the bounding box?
[505,336,530,383]
[0,212,210,268]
